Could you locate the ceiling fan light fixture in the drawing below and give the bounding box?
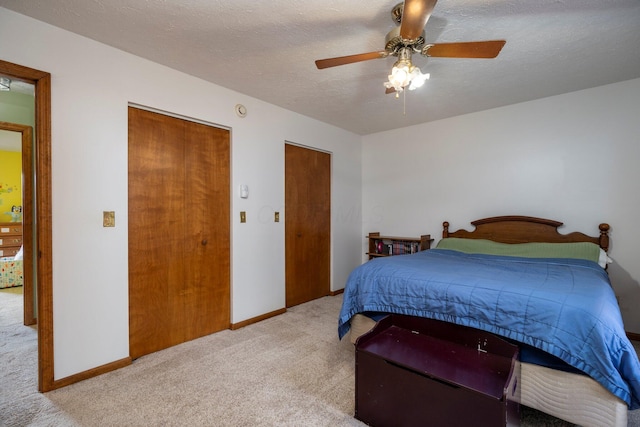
[384,57,429,93]
[408,68,429,90]
[392,63,411,83]
[0,77,10,91]
[384,56,410,92]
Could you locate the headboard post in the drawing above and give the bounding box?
[599,223,610,252]
[442,221,450,238]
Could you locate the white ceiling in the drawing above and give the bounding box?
[1,0,639,135]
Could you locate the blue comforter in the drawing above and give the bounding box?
[338,249,640,409]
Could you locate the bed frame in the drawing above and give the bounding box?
[443,216,623,426]
[349,216,625,427]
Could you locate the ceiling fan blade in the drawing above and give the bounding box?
[315,51,388,69]
[385,87,396,94]
[400,0,438,40]
[424,40,506,58]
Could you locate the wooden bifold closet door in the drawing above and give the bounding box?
[285,144,331,307]
[128,107,230,359]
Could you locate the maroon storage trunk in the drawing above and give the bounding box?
[355,314,520,427]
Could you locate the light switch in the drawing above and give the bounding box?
[239,184,249,199]
[103,211,115,227]
[240,211,246,223]
[274,212,280,222]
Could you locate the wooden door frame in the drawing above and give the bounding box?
[0,60,54,392]
[0,121,35,325]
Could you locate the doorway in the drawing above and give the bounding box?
[128,107,231,359]
[0,60,53,392]
[0,122,35,325]
[284,143,331,307]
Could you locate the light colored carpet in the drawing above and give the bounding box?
[1,289,639,426]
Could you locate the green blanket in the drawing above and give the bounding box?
[436,237,601,263]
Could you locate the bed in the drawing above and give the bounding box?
[1,246,24,289]
[339,216,640,427]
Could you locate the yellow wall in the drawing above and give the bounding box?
[0,150,22,222]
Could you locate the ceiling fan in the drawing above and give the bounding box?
[315,0,506,94]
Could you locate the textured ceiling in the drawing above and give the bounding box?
[1,0,639,135]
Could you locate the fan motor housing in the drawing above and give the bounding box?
[385,26,425,55]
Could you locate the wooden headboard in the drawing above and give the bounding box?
[442,216,610,252]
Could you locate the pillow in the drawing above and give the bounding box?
[436,237,608,267]
[598,249,613,268]
[14,246,24,261]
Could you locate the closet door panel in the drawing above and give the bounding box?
[182,120,230,341]
[128,108,186,357]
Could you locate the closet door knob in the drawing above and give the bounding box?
[201,239,208,245]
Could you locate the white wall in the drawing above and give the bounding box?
[362,77,640,332]
[0,8,363,379]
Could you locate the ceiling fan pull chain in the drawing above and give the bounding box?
[403,89,407,115]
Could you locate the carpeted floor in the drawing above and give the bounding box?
[0,288,638,426]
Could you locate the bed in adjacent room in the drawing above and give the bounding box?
[1,246,24,289]
[339,216,640,427]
